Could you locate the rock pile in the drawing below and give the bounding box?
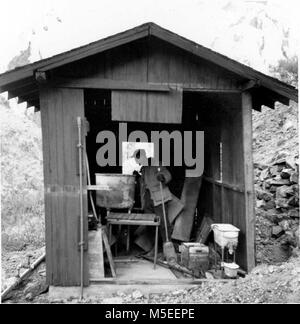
[254,156,299,263]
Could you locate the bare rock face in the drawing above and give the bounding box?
[23,280,48,298]
[280,169,292,179]
[275,198,289,209]
[288,209,299,218]
[256,188,273,201]
[295,230,300,247]
[290,171,299,184]
[272,226,284,237]
[276,185,294,199]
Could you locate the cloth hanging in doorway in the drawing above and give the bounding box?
[111,87,183,124]
[171,176,203,242]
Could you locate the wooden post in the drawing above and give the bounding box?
[241,91,256,271]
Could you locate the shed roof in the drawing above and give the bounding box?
[0,22,297,111]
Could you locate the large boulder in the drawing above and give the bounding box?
[260,168,270,181]
[23,280,48,299]
[288,209,299,218]
[275,198,289,209]
[290,171,299,184]
[276,185,294,199]
[287,195,299,207]
[280,169,292,179]
[263,200,276,210]
[256,188,273,201]
[272,226,284,237]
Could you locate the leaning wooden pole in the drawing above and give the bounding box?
[85,152,98,221]
[77,117,84,300]
[1,253,46,302]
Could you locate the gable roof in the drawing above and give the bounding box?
[0,22,297,111]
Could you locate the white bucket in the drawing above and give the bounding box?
[223,262,239,278]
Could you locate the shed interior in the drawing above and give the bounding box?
[84,88,246,280]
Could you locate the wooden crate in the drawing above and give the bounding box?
[181,243,209,276]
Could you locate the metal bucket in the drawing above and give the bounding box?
[95,173,135,209]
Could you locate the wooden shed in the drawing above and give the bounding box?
[0,23,298,288]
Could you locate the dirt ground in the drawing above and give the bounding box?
[2,247,300,304]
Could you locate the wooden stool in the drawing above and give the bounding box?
[107,213,160,269]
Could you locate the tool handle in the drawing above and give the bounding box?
[159,181,169,242]
[77,116,84,300]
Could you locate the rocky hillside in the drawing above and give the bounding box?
[253,102,298,165]
[252,101,299,264]
[211,1,298,74]
[1,98,44,250]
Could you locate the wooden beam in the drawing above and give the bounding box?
[90,278,233,285]
[0,70,34,90]
[49,77,171,92]
[241,91,256,271]
[35,71,47,83]
[252,87,291,111]
[240,79,260,92]
[183,87,240,93]
[271,92,290,106]
[203,176,244,193]
[17,96,27,104]
[26,99,39,108]
[18,93,39,105]
[258,87,290,107]
[49,77,244,93]
[7,91,17,100]
[0,77,35,93]
[258,91,276,110]
[9,88,38,100]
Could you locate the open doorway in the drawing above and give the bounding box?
[84,89,239,282]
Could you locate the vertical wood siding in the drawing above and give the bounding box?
[111,88,183,123]
[55,38,242,90]
[241,92,256,271]
[40,87,89,286]
[197,94,253,270]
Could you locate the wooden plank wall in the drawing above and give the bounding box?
[220,95,247,269]
[40,87,89,286]
[54,37,243,90]
[111,88,183,123]
[203,126,222,223]
[197,94,253,271]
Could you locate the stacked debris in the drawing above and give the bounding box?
[254,156,299,264]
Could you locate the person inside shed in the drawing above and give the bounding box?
[131,149,175,256]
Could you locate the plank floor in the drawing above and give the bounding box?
[114,257,176,280]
